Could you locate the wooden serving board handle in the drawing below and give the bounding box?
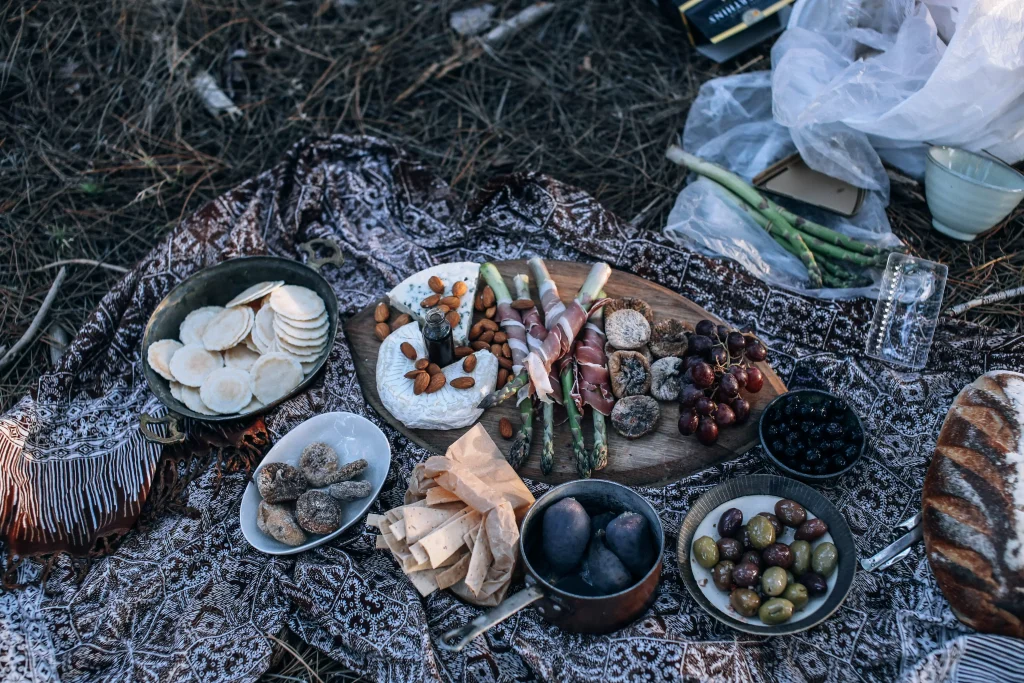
[345,260,786,487]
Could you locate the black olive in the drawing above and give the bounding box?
[784,446,799,460]
[718,508,744,538]
[766,424,780,438]
[771,440,785,454]
[740,550,762,568]
[805,449,822,464]
[800,572,828,596]
[798,404,814,418]
[843,445,859,459]
[813,464,828,475]
[717,537,743,563]
[783,402,796,417]
[825,422,843,438]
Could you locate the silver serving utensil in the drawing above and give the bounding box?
[860,512,923,572]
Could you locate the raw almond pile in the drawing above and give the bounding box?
[469,314,516,388]
[147,281,329,416]
[374,277,488,342]
[399,341,479,394]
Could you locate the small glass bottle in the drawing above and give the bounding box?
[422,308,455,367]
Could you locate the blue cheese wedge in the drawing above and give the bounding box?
[377,322,497,430]
[387,262,479,345]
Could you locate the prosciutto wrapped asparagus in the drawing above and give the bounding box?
[576,292,614,471]
[506,273,544,470]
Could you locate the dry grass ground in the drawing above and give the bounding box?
[1,0,1022,678]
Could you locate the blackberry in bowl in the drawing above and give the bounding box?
[759,390,864,482]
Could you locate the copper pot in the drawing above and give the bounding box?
[439,479,664,651]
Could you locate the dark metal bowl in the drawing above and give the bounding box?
[758,389,865,482]
[141,256,339,423]
[677,474,856,636]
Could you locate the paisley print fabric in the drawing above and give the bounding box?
[2,135,1023,682]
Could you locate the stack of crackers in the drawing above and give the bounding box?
[368,424,534,606]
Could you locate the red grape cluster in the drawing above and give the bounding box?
[677,319,768,445]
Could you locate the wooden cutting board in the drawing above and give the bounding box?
[345,260,786,486]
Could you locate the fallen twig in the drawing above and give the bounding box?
[48,323,70,366]
[0,266,67,372]
[395,2,555,104]
[33,259,129,274]
[947,285,1024,316]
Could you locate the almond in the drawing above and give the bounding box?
[426,373,446,393]
[421,294,440,308]
[471,340,490,351]
[497,368,509,387]
[415,358,429,370]
[481,285,495,307]
[454,345,474,358]
[438,304,450,314]
[413,372,430,395]
[452,281,468,298]
[440,296,461,309]
[427,362,442,375]
[428,275,444,294]
[469,321,484,340]
[374,322,390,341]
[498,356,513,370]
[446,310,460,328]
[400,342,417,360]
[450,377,475,390]
[493,331,508,343]
[479,318,499,332]
[498,417,514,439]
[510,299,535,310]
[405,369,425,379]
[479,330,494,344]
[485,306,496,319]
[474,293,485,312]
[462,354,477,372]
[374,302,389,323]
[391,313,412,330]
[502,342,511,358]
[490,343,503,357]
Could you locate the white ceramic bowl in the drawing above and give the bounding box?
[925,146,1024,241]
[240,412,391,555]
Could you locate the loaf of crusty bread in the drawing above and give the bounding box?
[923,370,1024,638]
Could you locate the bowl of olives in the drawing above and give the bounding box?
[759,389,865,481]
[677,475,855,635]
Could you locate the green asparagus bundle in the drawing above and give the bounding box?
[665,145,904,289]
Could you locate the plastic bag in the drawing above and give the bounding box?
[665,0,1024,299]
[774,0,1024,181]
[667,71,901,299]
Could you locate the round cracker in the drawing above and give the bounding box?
[274,316,328,340]
[180,384,217,415]
[276,329,327,348]
[274,310,328,329]
[169,381,184,401]
[252,306,276,353]
[250,353,303,404]
[147,339,182,380]
[277,338,325,357]
[269,285,325,321]
[300,359,319,375]
[179,306,223,346]
[168,345,224,387]
[243,334,260,353]
[200,367,253,414]
[225,281,285,308]
[241,397,264,413]
[202,306,254,351]
[224,344,261,371]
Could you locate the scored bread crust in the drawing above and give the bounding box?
[923,370,1024,638]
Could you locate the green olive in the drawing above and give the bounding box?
[812,542,839,578]
[746,515,776,550]
[790,540,811,575]
[730,588,761,617]
[693,536,720,569]
[783,583,809,611]
[758,597,795,625]
[761,566,788,596]
[786,570,795,585]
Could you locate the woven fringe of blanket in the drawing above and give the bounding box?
[2,135,1024,683]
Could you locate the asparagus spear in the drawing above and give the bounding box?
[585,296,611,472]
[540,401,554,475]
[559,352,590,479]
[506,274,540,470]
[666,145,892,257]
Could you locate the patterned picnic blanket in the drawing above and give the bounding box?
[2,135,1023,683]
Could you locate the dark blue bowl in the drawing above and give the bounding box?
[758,389,865,482]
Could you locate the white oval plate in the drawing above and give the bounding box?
[240,411,391,555]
